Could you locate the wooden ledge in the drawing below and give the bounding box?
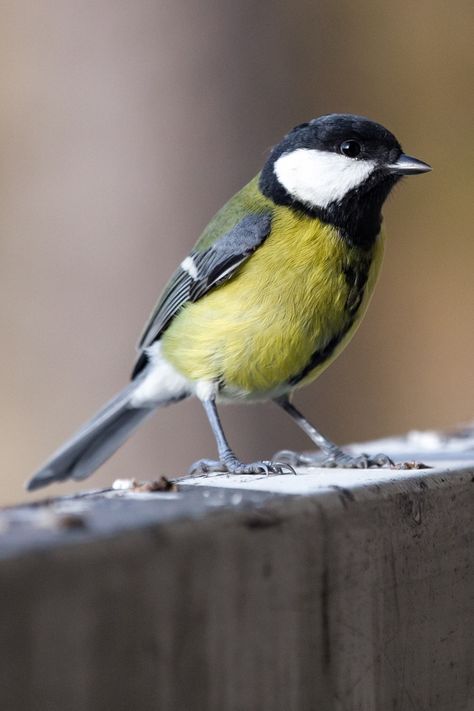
[0,427,473,710]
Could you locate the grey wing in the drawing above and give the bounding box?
[133,212,272,369]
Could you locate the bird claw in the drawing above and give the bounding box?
[225,458,296,476]
[322,451,394,468]
[189,457,296,477]
[274,449,322,466]
[252,460,296,476]
[274,449,394,469]
[188,459,226,476]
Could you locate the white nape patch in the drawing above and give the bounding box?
[274,149,376,209]
[130,342,191,407]
[181,255,198,280]
[195,380,218,402]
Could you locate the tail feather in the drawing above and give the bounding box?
[27,381,154,491]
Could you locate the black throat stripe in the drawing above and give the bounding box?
[288,257,371,386]
[288,321,354,386]
[259,164,397,250]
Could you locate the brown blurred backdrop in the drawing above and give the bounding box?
[0,1,472,505]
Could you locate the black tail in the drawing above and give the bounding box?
[27,381,154,491]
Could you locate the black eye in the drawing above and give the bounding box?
[340,140,361,158]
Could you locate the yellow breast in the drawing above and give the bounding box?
[161,208,384,399]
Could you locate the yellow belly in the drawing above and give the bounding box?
[161,208,384,399]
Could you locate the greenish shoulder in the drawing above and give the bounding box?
[194,174,274,251]
[135,176,272,348]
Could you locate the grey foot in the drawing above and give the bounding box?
[189,457,295,476]
[275,449,394,469]
[188,459,226,476]
[275,450,323,467]
[321,451,394,469]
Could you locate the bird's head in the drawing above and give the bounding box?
[260,114,431,247]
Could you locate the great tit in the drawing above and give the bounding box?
[27,113,431,490]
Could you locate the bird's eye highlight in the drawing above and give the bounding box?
[340,140,361,158]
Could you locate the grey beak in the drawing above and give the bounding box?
[386,153,432,175]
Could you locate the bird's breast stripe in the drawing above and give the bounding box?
[288,256,371,386]
[343,258,371,316]
[288,319,354,386]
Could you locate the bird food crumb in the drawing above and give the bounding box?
[393,461,432,470]
[112,477,177,493]
[131,477,177,493]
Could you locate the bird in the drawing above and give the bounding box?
[27,113,431,491]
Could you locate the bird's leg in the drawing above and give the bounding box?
[273,396,393,468]
[189,398,295,476]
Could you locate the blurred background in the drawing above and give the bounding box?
[0,0,472,505]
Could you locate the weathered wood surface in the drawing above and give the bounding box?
[0,429,473,711]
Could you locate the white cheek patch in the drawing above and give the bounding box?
[274,148,376,209]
